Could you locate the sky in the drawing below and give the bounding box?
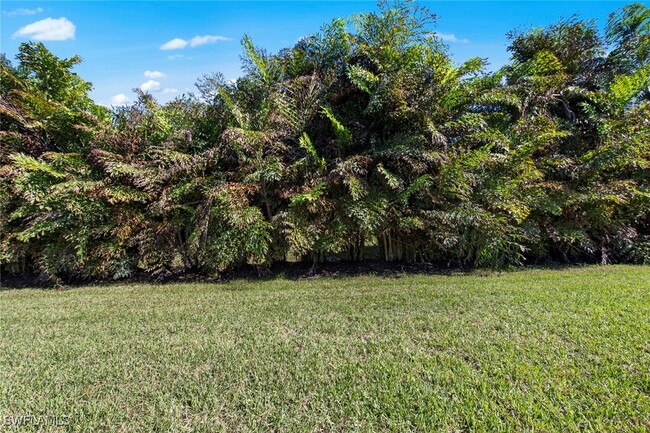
[0,1,643,106]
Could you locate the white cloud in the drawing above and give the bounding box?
[12,17,76,41]
[111,94,131,106]
[162,88,178,94]
[144,70,166,79]
[434,32,469,44]
[140,80,161,92]
[160,38,188,50]
[189,35,230,47]
[161,35,230,50]
[6,7,44,16]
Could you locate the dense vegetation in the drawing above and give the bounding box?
[1,1,649,283]
[2,266,649,431]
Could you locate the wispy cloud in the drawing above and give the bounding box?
[434,32,469,44]
[189,35,231,47]
[5,7,44,16]
[160,35,230,50]
[140,80,161,92]
[111,94,131,106]
[144,70,166,79]
[160,38,188,50]
[162,88,178,94]
[167,54,192,60]
[12,17,75,41]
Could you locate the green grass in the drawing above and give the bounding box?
[1,265,649,432]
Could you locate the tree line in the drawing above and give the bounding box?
[1,1,649,283]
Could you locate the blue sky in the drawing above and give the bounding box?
[1,1,642,106]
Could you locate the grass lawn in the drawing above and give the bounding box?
[1,265,649,432]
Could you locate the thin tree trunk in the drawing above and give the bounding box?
[601,244,610,265]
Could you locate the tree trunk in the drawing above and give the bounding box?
[382,231,405,262]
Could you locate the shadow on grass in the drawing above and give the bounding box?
[0,259,597,291]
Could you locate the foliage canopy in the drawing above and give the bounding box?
[2,2,649,282]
